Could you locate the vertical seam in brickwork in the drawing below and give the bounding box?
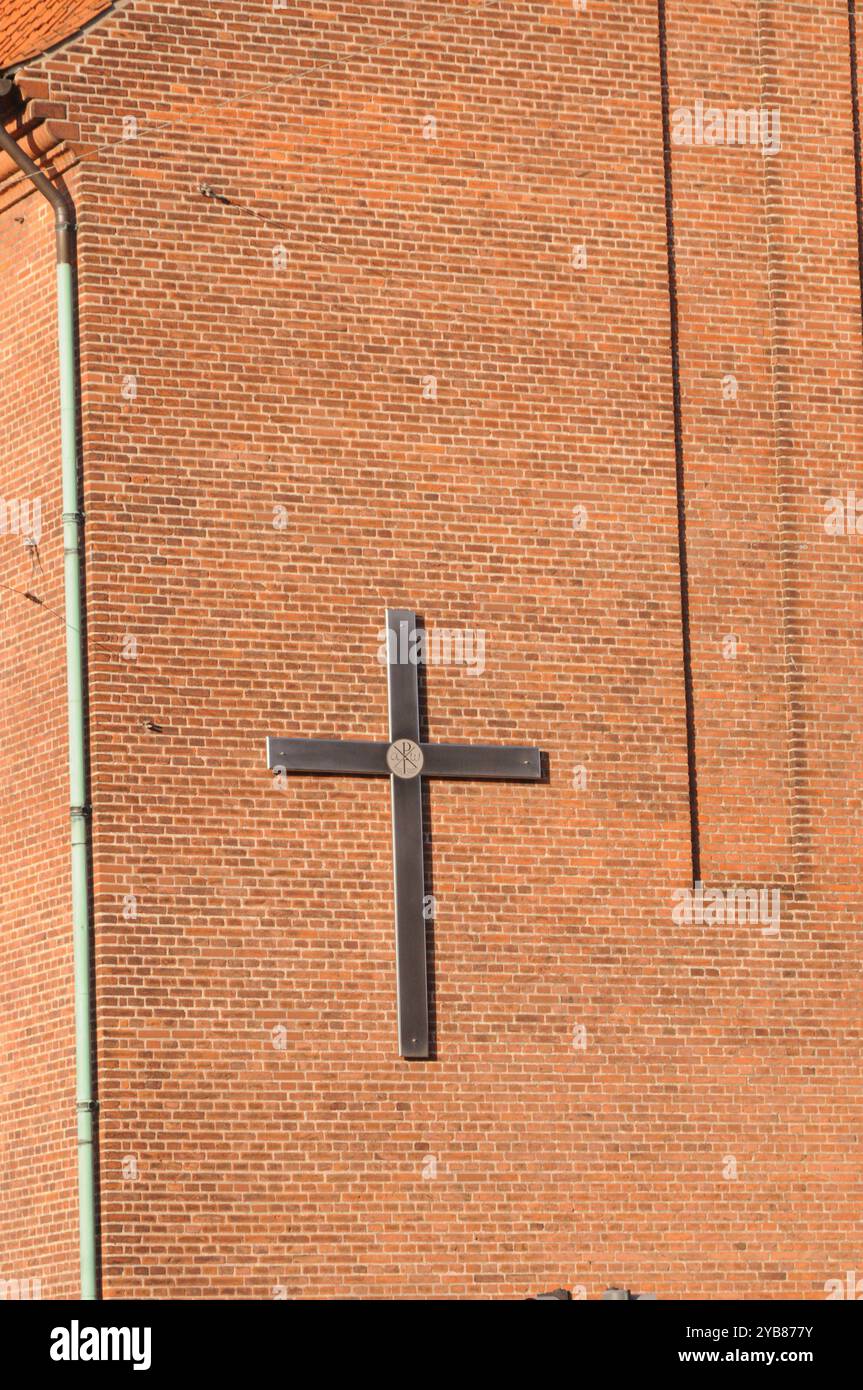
[847,2,863,346]
[657,0,701,884]
[754,0,807,886]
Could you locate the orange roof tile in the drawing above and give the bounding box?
[0,0,113,71]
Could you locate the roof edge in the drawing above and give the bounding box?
[1,1,132,78]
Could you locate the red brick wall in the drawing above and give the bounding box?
[1,0,861,1299]
[0,180,80,1298]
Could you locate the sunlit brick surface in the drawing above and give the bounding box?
[0,1,861,1300]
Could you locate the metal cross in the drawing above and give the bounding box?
[267,609,542,1059]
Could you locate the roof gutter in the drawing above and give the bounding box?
[0,86,98,1300]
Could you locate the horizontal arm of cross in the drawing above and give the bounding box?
[419,744,541,780]
[267,737,541,781]
[267,738,390,775]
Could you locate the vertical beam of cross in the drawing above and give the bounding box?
[386,609,429,1057]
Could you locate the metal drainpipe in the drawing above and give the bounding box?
[0,94,98,1300]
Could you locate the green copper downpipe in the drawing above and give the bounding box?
[0,106,98,1299]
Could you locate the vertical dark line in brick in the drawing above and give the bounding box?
[657,0,701,885]
[755,0,809,884]
[848,2,863,338]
